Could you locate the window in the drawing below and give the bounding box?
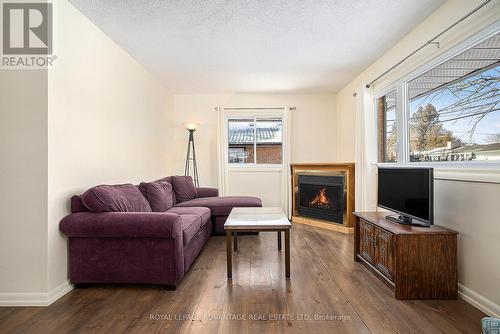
[256,118,283,164]
[408,62,499,162]
[228,147,248,163]
[227,117,283,165]
[227,119,254,164]
[377,90,397,162]
[377,30,500,164]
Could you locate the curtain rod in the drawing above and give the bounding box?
[365,0,492,89]
[215,107,296,111]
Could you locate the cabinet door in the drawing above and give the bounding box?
[359,220,375,263]
[375,228,394,281]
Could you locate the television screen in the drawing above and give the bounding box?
[377,167,433,224]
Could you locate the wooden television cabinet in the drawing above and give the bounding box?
[353,212,458,300]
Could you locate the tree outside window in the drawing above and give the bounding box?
[377,32,500,164]
[408,65,499,162]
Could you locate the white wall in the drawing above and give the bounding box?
[0,70,48,296]
[335,0,500,316]
[435,180,500,315]
[228,170,285,208]
[169,94,337,187]
[1,0,174,305]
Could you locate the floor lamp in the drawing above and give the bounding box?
[184,123,200,187]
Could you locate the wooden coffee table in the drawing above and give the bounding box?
[224,207,291,279]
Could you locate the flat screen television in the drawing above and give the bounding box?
[377,167,434,227]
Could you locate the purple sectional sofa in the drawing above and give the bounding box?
[60,176,261,288]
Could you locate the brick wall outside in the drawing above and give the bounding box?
[229,145,282,164]
[256,145,282,164]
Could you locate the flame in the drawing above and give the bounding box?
[309,188,331,208]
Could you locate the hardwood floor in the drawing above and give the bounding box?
[0,224,485,333]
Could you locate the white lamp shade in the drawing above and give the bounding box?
[184,122,199,131]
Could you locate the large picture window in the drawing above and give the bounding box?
[227,117,283,165]
[377,30,500,164]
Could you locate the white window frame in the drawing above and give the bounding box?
[375,22,500,171]
[225,115,285,169]
[375,86,403,164]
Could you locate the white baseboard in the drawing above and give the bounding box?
[0,280,73,307]
[47,280,73,305]
[459,284,500,318]
[2,280,498,317]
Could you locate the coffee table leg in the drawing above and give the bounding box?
[226,230,232,279]
[233,232,238,251]
[285,229,290,278]
[277,231,282,251]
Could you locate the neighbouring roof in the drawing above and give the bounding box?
[416,142,500,155]
[229,123,282,144]
[408,33,500,100]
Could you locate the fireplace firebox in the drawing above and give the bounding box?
[297,175,345,224]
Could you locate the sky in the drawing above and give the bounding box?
[408,66,500,145]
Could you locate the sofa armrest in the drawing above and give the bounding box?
[60,212,182,238]
[196,187,219,198]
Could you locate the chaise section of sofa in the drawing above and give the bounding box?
[176,196,262,234]
[156,175,262,234]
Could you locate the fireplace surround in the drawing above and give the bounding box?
[290,163,355,234]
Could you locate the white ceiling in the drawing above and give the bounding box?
[70,0,444,94]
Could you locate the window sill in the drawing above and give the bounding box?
[434,168,500,184]
[228,165,283,172]
[375,162,500,184]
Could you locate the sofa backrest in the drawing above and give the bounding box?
[139,181,174,212]
[71,195,90,213]
[155,176,177,204]
[71,185,145,214]
[70,176,180,213]
[156,176,172,183]
[81,184,152,213]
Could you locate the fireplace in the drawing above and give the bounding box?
[297,175,345,224]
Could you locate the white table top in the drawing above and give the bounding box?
[224,207,291,230]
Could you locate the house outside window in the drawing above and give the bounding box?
[228,147,248,163]
[227,117,283,165]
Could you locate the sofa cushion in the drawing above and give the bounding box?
[167,207,211,246]
[195,187,219,198]
[139,181,174,212]
[171,176,197,203]
[155,176,177,204]
[167,207,211,226]
[81,184,152,213]
[175,196,262,216]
